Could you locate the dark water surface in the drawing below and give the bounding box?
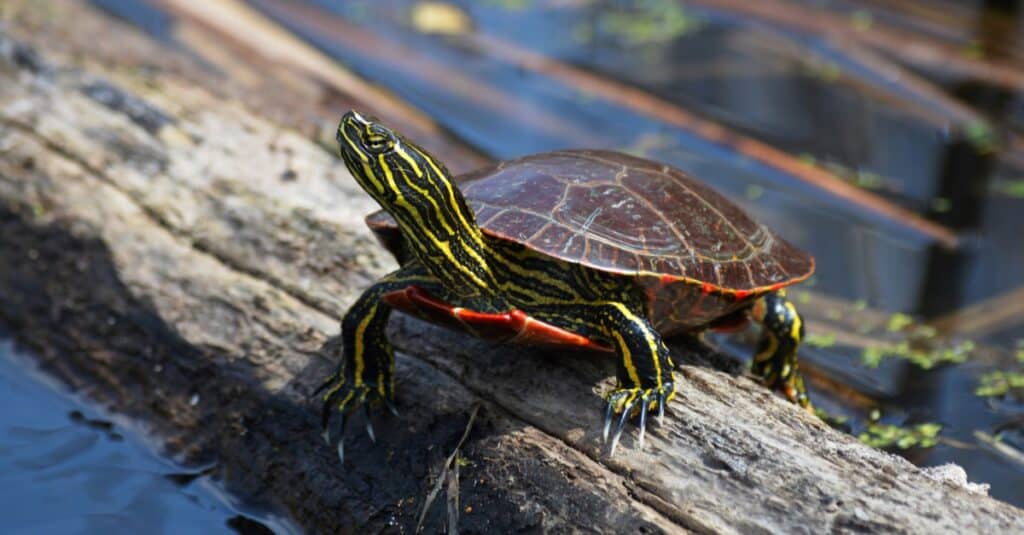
[86,0,1024,512]
[0,340,292,534]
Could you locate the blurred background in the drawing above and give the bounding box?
[3,0,1024,527]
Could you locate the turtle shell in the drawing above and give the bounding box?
[367,150,813,335]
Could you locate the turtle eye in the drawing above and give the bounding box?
[363,126,395,154]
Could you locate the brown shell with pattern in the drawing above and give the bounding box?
[367,150,814,335]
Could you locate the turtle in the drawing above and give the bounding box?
[318,110,815,456]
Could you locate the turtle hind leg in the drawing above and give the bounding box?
[749,292,812,411]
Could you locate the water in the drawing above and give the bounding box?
[0,340,289,534]
[85,0,1024,511]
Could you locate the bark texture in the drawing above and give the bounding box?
[0,2,1022,533]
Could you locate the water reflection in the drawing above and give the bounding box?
[0,340,289,534]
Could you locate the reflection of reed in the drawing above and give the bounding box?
[932,286,1024,338]
[687,0,1024,93]
[245,0,612,148]
[151,0,490,173]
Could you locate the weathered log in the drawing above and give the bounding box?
[0,2,1022,533]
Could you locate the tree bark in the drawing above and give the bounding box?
[0,2,1021,533]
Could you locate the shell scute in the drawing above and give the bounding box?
[487,209,548,242]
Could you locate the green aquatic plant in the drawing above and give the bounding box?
[578,0,704,47]
[816,407,940,451]
[804,332,836,348]
[744,184,764,201]
[804,59,841,82]
[886,312,914,333]
[859,421,942,450]
[963,120,998,154]
[975,370,1024,398]
[861,339,974,369]
[994,179,1024,199]
[929,197,952,213]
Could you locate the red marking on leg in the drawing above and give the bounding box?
[384,286,612,352]
[505,310,613,352]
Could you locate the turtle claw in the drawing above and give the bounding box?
[656,390,666,427]
[383,397,400,417]
[609,396,639,457]
[363,404,376,443]
[603,383,675,455]
[317,371,395,461]
[602,397,617,443]
[638,396,651,451]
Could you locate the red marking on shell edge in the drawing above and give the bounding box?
[701,282,714,295]
[660,274,676,286]
[732,289,751,301]
[386,286,613,353]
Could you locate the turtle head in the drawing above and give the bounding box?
[336,111,462,216]
[336,111,499,298]
[336,110,398,194]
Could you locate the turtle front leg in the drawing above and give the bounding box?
[750,292,812,411]
[595,302,676,455]
[317,264,434,459]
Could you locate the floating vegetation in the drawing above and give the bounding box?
[886,312,914,333]
[744,184,764,200]
[861,339,974,369]
[929,197,952,213]
[975,370,1024,399]
[859,420,942,450]
[795,154,900,193]
[962,120,998,154]
[804,58,841,82]
[815,407,847,425]
[804,332,836,348]
[579,0,704,47]
[816,407,940,451]
[993,179,1024,199]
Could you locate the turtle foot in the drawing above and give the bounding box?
[602,382,675,456]
[764,372,814,414]
[315,374,398,462]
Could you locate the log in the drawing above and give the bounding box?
[1,2,1021,533]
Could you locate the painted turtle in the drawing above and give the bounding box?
[319,111,815,456]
